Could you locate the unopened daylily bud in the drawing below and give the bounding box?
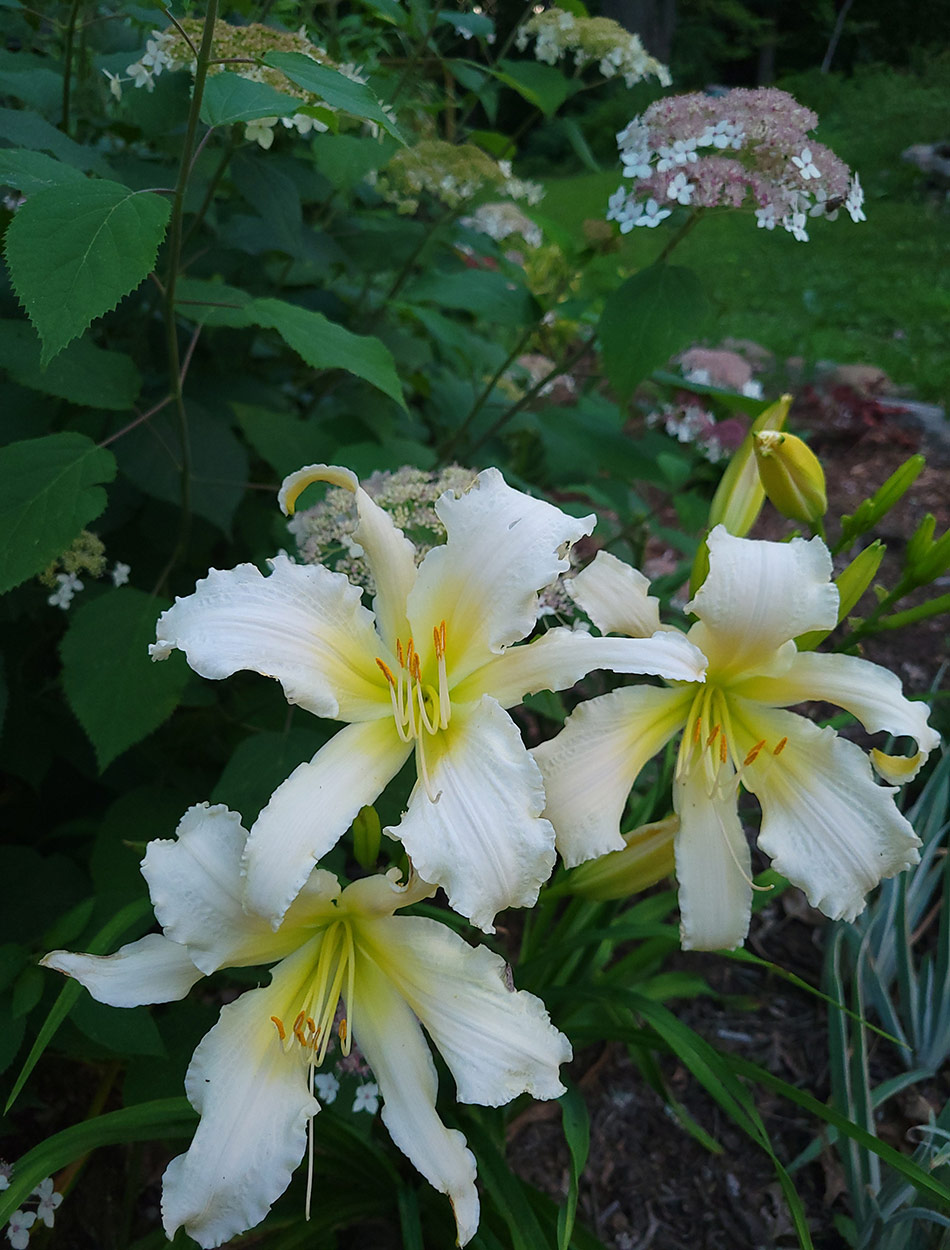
[840,454,925,545]
[906,515,950,587]
[796,540,885,650]
[906,513,936,569]
[560,817,677,901]
[753,430,827,524]
[352,804,382,870]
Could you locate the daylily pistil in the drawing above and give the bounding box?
[376,623,450,799]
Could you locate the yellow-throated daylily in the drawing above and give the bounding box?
[43,804,571,1248]
[533,526,939,950]
[150,465,705,931]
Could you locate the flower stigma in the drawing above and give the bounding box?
[376,620,450,801]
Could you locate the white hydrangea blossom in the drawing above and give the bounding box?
[515,7,670,89]
[352,1081,381,1114]
[47,572,83,611]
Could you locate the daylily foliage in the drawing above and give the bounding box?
[534,526,940,950]
[151,465,706,932]
[43,804,571,1247]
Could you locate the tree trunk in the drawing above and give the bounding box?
[599,0,677,63]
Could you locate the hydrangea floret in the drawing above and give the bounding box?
[606,88,866,240]
[122,20,383,149]
[459,201,544,250]
[533,529,939,951]
[43,803,572,1248]
[151,465,706,932]
[378,141,543,214]
[515,7,670,88]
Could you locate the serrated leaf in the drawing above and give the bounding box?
[60,587,189,770]
[4,178,171,363]
[0,432,116,594]
[599,263,710,402]
[199,70,302,126]
[0,319,140,409]
[0,106,109,172]
[263,51,406,143]
[0,148,86,193]
[488,58,576,116]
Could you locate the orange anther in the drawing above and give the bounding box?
[376,657,396,686]
[773,736,788,756]
[396,638,404,666]
[338,1018,348,1045]
[270,1015,286,1041]
[440,620,446,651]
[292,1010,307,1045]
[743,740,766,767]
[411,652,422,682]
[706,724,720,747]
[433,624,441,655]
[692,716,703,744]
[720,734,728,765]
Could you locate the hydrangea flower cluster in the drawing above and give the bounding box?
[3,1176,62,1248]
[459,201,544,250]
[120,20,383,150]
[377,141,543,214]
[515,7,671,88]
[606,88,866,241]
[646,345,765,462]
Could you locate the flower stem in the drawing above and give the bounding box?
[655,207,704,264]
[61,0,82,137]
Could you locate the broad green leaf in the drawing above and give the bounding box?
[0,319,140,409]
[254,297,406,409]
[0,148,86,193]
[438,10,494,38]
[0,1098,196,1226]
[4,178,171,363]
[263,51,406,143]
[231,152,303,256]
[60,587,190,770]
[174,277,255,328]
[199,71,302,126]
[403,269,534,326]
[489,58,576,116]
[233,403,328,478]
[0,432,116,594]
[310,131,398,191]
[72,993,165,1055]
[557,1082,590,1250]
[211,728,330,825]
[0,106,109,172]
[599,263,710,403]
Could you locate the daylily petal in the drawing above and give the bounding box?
[731,650,940,777]
[737,703,922,922]
[41,933,202,1007]
[162,941,319,1248]
[673,767,752,951]
[392,696,556,932]
[151,552,389,722]
[351,954,479,1247]
[687,527,838,677]
[143,804,340,974]
[360,914,570,1106]
[567,550,664,637]
[532,686,693,867]
[244,720,412,926]
[454,626,706,709]
[407,469,594,685]
[279,464,417,652]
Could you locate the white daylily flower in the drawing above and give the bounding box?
[533,530,939,951]
[43,804,571,1249]
[151,465,706,932]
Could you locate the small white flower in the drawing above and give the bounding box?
[111,562,131,588]
[634,198,672,228]
[0,1162,10,1191]
[791,147,820,180]
[667,172,694,205]
[102,70,123,101]
[6,1210,35,1250]
[245,118,277,150]
[755,204,777,230]
[741,379,764,399]
[312,1072,339,1104]
[846,174,866,223]
[606,185,629,221]
[32,1179,62,1229]
[620,149,652,180]
[125,61,153,91]
[352,1082,380,1115]
[783,210,809,242]
[683,367,711,386]
[47,572,84,611]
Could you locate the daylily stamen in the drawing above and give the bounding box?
[743,739,766,767]
[773,736,788,756]
[271,1015,286,1041]
[706,724,720,747]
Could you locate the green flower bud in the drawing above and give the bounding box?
[559,817,677,901]
[352,804,382,870]
[707,394,791,537]
[753,430,828,524]
[840,454,925,545]
[795,540,885,650]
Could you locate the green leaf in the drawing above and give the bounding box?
[174,282,406,408]
[0,1098,197,1227]
[0,432,116,594]
[0,148,86,193]
[0,106,109,172]
[199,71,303,126]
[211,728,330,825]
[599,263,710,402]
[4,178,171,363]
[403,269,534,326]
[310,131,398,191]
[263,51,406,143]
[72,993,165,1055]
[557,1082,590,1250]
[0,319,140,409]
[60,588,190,770]
[233,403,327,478]
[489,58,576,116]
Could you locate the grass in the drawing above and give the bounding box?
[537,63,950,403]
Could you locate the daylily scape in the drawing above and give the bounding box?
[150,465,706,931]
[533,525,940,950]
[43,803,571,1248]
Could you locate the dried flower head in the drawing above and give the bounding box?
[460,201,543,249]
[607,87,865,240]
[515,7,670,88]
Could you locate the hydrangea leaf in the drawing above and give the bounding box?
[0,149,86,193]
[4,178,171,364]
[263,51,407,143]
[0,432,116,595]
[489,59,577,117]
[0,320,140,410]
[60,588,189,771]
[199,72,302,126]
[599,263,710,402]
